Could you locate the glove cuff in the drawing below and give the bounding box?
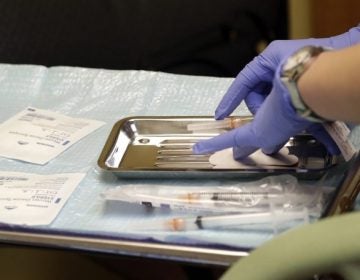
[328,26,360,48]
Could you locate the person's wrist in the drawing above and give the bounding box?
[297,51,327,121]
[280,45,330,123]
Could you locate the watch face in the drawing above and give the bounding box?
[283,47,311,72]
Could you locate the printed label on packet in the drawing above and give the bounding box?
[0,107,105,164]
[323,121,357,161]
[0,171,85,225]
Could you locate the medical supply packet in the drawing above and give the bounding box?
[0,107,105,165]
[0,171,85,225]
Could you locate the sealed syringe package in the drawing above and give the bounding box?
[103,175,332,233]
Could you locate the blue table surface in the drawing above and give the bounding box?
[0,64,358,253]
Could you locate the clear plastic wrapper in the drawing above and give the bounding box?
[103,175,325,213]
[130,208,310,234]
[103,175,330,232]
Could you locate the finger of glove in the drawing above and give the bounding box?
[192,129,239,154]
[226,124,260,160]
[244,91,267,115]
[327,26,360,49]
[192,123,259,157]
[307,124,341,155]
[261,142,287,155]
[215,64,263,120]
[233,146,259,161]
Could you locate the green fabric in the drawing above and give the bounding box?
[221,211,360,280]
[338,263,360,279]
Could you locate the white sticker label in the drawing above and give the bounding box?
[323,121,357,161]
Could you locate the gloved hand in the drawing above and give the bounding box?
[193,27,360,159]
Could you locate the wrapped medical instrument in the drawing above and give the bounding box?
[103,175,328,215]
[129,208,310,234]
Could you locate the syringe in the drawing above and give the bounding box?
[131,208,310,232]
[176,191,303,208]
[103,185,318,212]
[186,116,252,131]
[103,187,268,212]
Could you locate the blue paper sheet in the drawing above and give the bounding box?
[0,64,358,250]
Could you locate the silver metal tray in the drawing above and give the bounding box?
[97,116,339,179]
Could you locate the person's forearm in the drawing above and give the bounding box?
[298,43,360,123]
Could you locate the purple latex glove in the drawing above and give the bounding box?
[193,27,360,159]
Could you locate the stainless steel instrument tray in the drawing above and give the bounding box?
[97,116,339,179]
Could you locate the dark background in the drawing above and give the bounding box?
[0,0,288,77]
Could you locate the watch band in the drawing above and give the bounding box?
[281,46,329,123]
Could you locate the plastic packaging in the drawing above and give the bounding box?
[103,175,325,214]
[130,208,310,233]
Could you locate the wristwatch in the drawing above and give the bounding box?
[281,45,328,122]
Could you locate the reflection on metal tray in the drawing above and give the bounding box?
[97,116,340,179]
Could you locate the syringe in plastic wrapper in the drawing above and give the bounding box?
[102,175,322,213]
[103,186,256,213]
[130,208,310,233]
[186,116,252,132]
